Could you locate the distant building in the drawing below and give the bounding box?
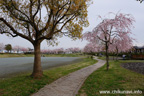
[131,46,144,59]
[132,46,144,54]
[0,50,7,53]
[0,50,24,54]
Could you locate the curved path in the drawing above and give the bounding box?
[32,57,106,96]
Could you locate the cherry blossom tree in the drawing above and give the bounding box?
[53,48,64,54]
[20,47,29,53]
[83,13,135,70]
[42,49,54,54]
[13,45,29,53]
[41,49,48,54]
[65,48,73,53]
[71,47,81,53]
[83,43,103,54]
[65,47,81,54]
[109,32,134,60]
[13,45,21,53]
[41,48,64,54]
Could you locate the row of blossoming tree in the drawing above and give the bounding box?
[41,47,81,54]
[0,43,29,53]
[0,43,81,54]
[83,13,135,70]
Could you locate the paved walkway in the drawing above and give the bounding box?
[32,57,106,96]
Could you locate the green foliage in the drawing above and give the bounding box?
[0,0,91,43]
[5,44,12,52]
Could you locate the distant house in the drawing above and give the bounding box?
[131,46,144,59]
[132,46,144,54]
[13,50,24,53]
[0,50,8,53]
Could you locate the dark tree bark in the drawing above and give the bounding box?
[113,53,115,60]
[105,42,109,71]
[115,46,119,60]
[31,42,43,78]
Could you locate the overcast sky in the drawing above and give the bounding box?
[0,0,144,49]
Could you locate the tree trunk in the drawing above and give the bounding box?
[105,42,109,71]
[116,46,119,60]
[113,52,115,60]
[31,42,43,78]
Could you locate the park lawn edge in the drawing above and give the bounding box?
[77,59,144,96]
[0,57,97,96]
[0,53,84,58]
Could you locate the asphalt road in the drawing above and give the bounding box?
[0,57,82,78]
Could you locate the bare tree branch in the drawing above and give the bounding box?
[1,31,18,37]
[0,18,34,43]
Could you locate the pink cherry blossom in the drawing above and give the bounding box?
[83,43,104,53]
[83,12,135,70]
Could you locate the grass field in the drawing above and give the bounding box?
[77,59,144,96]
[0,58,97,96]
[0,53,83,58]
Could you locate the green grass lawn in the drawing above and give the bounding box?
[0,58,97,96]
[0,53,83,58]
[77,59,144,96]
